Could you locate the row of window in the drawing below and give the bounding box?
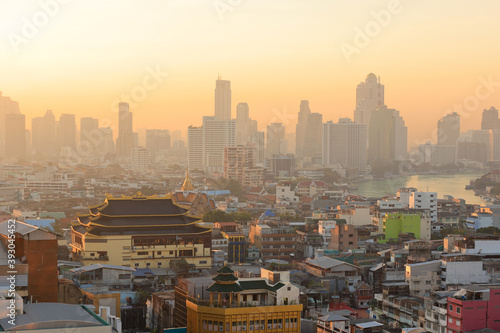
[202,318,298,332]
[133,260,207,268]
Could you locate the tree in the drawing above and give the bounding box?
[320,168,341,184]
[476,226,500,235]
[203,210,235,222]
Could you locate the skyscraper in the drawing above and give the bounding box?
[116,102,135,157]
[236,103,258,145]
[481,107,500,131]
[80,117,99,154]
[304,112,323,159]
[215,77,231,120]
[31,110,56,157]
[296,100,311,157]
[187,117,236,173]
[322,118,367,173]
[368,106,407,164]
[146,129,170,156]
[266,123,286,158]
[188,126,203,171]
[437,112,460,145]
[202,116,236,173]
[5,113,26,158]
[0,92,20,156]
[58,114,76,152]
[354,73,384,139]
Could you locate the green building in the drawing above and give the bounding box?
[381,212,421,243]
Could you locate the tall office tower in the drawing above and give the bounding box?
[98,127,115,154]
[296,100,311,157]
[368,105,407,164]
[57,114,76,152]
[266,123,286,158]
[5,113,26,158]
[354,73,384,145]
[116,102,135,157]
[304,112,323,159]
[146,129,171,156]
[236,103,258,145]
[214,77,231,120]
[31,110,57,157]
[481,107,500,130]
[438,112,460,145]
[249,131,265,164]
[202,116,236,173]
[322,118,367,173]
[0,92,20,156]
[80,117,99,153]
[188,126,203,171]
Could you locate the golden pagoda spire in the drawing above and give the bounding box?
[181,170,195,192]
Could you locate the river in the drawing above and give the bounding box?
[352,173,486,205]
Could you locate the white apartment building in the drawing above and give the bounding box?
[405,260,442,297]
[131,146,150,170]
[398,188,437,223]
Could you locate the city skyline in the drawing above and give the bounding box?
[1,1,500,144]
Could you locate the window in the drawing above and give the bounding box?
[449,305,453,311]
[200,260,207,264]
[456,307,461,314]
[157,251,161,255]
[135,263,139,268]
[287,287,291,291]
[146,262,150,267]
[157,262,162,267]
[169,251,174,255]
[119,274,131,279]
[90,253,95,256]
[137,251,148,255]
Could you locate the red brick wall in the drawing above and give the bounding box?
[26,239,58,302]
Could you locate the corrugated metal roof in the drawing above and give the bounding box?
[0,220,38,236]
[70,263,135,274]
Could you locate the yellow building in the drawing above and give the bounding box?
[186,266,302,333]
[70,192,212,270]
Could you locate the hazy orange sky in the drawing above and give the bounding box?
[1,0,500,148]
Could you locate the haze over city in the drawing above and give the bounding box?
[1,0,500,144]
[4,2,500,333]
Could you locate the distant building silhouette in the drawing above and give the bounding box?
[214,77,231,120]
[438,112,460,145]
[5,113,26,158]
[116,102,135,157]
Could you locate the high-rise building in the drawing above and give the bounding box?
[266,123,286,158]
[296,100,311,157]
[57,114,76,153]
[5,113,26,158]
[481,107,500,130]
[322,118,367,173]
[214,78,231,120]
[354,73,384,130]
[235,103,258,145]
[146,129,170,156]
[270,154,295,178]
[398,187,437,224]
[31,110,57,157]
[202,116,236,173]
[437,112,460,145]
[98,127,115,155]
[0,92,20,156]
[249,131,265,164]
[80,117,99,154]
[116,102,135,157]
[188,126,203,171]
[418,142,456,166]
[368,105,407,164]
[304,113,323,160]
[224,144,263,187]
[188,117,236,173]
[131,146,150,170]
